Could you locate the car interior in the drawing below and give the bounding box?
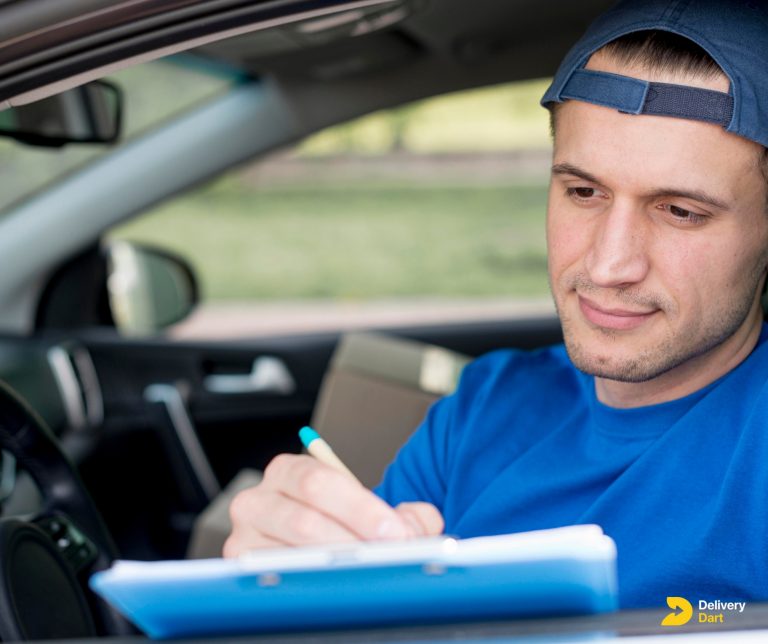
[0,0,614,639]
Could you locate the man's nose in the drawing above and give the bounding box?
[584,203,650,288]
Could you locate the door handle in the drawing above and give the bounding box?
[203,356,296,395]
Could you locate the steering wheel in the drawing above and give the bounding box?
[0,380,132,639]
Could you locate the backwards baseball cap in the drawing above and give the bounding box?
[541,0,768,147]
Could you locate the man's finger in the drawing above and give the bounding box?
[225,485,360,554]
[228,486,358,545]
[264,453,411,540]
[222,530,284,558]
[259,491,361,546]
[395,502,445,537]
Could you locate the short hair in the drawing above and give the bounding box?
[547,29,768,194]
[598,30,723,82]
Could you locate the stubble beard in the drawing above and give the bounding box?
[551,273,761,383]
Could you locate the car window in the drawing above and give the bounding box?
[0,57,233,215]
[109,78,555,339]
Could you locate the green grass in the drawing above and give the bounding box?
[300,79,553,155]
[111,182,551,301]
[110,75,555,303]
[108,75,554,303]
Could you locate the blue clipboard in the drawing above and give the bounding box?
[89,524,618,639]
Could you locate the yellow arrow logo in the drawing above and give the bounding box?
[661,597,693,626]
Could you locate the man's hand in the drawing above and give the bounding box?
[223,453,444,557]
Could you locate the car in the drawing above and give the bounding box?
[0,0,621,640]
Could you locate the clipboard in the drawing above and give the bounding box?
[89,524,618,639]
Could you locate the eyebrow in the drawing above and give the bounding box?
[551,163,602,185]
[551,163,731,211]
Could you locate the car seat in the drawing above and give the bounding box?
[186,332,469,558]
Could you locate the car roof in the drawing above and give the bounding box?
[0,0,613,109]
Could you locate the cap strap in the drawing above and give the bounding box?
[561,69,733,127]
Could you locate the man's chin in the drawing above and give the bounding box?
[569,357,659,383]
[562,336,668,383]
[557,297,680,381]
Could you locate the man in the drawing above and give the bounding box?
[225,0,768,608]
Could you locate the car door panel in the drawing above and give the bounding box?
[83,316,563,485]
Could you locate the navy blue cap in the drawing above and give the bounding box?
[541,0,768,147]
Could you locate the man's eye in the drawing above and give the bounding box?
[664,204,706,224]
[566,187,599,200]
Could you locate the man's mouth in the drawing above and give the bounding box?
[578,295,659,331]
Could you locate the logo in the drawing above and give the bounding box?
[660,597,747,626]
[661,596,693,626]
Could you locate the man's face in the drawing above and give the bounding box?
[547,57,768,403]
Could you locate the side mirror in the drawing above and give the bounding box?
[0,80,122,147]
[106,242,198,336]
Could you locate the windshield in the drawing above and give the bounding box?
[0,56,234,216]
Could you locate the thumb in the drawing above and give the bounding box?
[394,502,444,537]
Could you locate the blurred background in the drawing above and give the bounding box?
[0,61,555,339]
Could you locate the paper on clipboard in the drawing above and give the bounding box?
[90,524,619,639]
[238,523,615,570]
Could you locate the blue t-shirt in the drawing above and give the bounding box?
[376,325,768,608]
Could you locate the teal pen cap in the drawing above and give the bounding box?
[299,426,321,449]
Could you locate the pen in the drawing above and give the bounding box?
[299,426,359,482]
